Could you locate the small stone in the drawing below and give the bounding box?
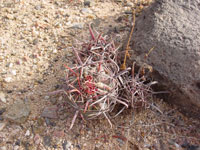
[62,141,68,150]
[16,60,22,65]
[0,122,6,131]
[50,98,57,104]
[124,11,132,14]
[41,106,58,119]
[34,134,41,145]
[53,130,64,138]
[81,8,92,14]
[0,108,6,115]
[35,5,41,10]
[62,140,73,150]
[45,118,56,126]
[32,39,38,45]
[13,145,19,150]
[4,77,12,83]
[44,96,50,100]
[0,92,6,103]
[25,130,30,136]
[71,24,84,29]
[115,0,122,2]
[84,0,91,7]
[15,139,21,146]
[11,70,17,76]
[43,136,52,147]
[3,99,30,123]
[6,62,13,68]
[53,49,57,54]
[0,146,6,150]
[92,18,101,27]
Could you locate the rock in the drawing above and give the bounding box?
[43,136,52,147]
[53,130,64,138]
[0,122,6,131]
[115,0,122,3]
[0,146,6,150]
[130,0,200,117]
[13,145,19,150]
[35,5,41,10]
[41,106,58,119]
[0,92,6,103]
[84,0,91,7]
[92,18,101,27]
[34,134,41,145]
[44,118,56,126]
[71,23,84,29]
[81,8,92,14]
[3,99,30,123]
[0,108,6,116]
[4,77,12,83]
[11,70,17,76]
[25,130,30,136]
[62,140,73,150]
[15,139,21,146]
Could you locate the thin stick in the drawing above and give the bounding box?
[121,9,136,70]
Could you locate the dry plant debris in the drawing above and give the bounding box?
[53,23,157,129]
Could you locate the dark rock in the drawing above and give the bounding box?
[0,108,6,115]
[130,0,200,118]
[45,118,56,126]
[84,0,91,7]
[0,116,3,121]
[62,141,68,150]
[43,136,52,147]
[15,139,21,146]
[41,106,58,119]
[3,99,30,123]
[7,90,13,93]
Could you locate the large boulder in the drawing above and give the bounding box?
[130,0,200,118]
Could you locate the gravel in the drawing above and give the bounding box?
[0,0,199,149]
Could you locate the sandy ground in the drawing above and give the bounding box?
[0,0,199,150]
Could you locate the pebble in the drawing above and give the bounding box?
[44,96,50,100]
[62,141,68,150]
[15,139,21,146]
[34,134,41,145]
[53,49,57,54]
[13,145,19,150]
[124,11,132,14]
[92,18,101,27]
[81,8,92,14]
[0,116,3,121]
[0,146,6,150]
[84,0,91,7]
[6,62,13,68]
[11,70,17,76]
[0,92,6,103]
[35,5,41,10]
[41,106,58,119]
[71,23,84,29]
[45,118,56,126]
[0,122,6,131]
[43,136,52,147]
[53,130,64,138]
[3,99,30,123]
[0,108,6,115]
[4,77,13,83]
[25,130,30,136]
[115,0,122,2]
